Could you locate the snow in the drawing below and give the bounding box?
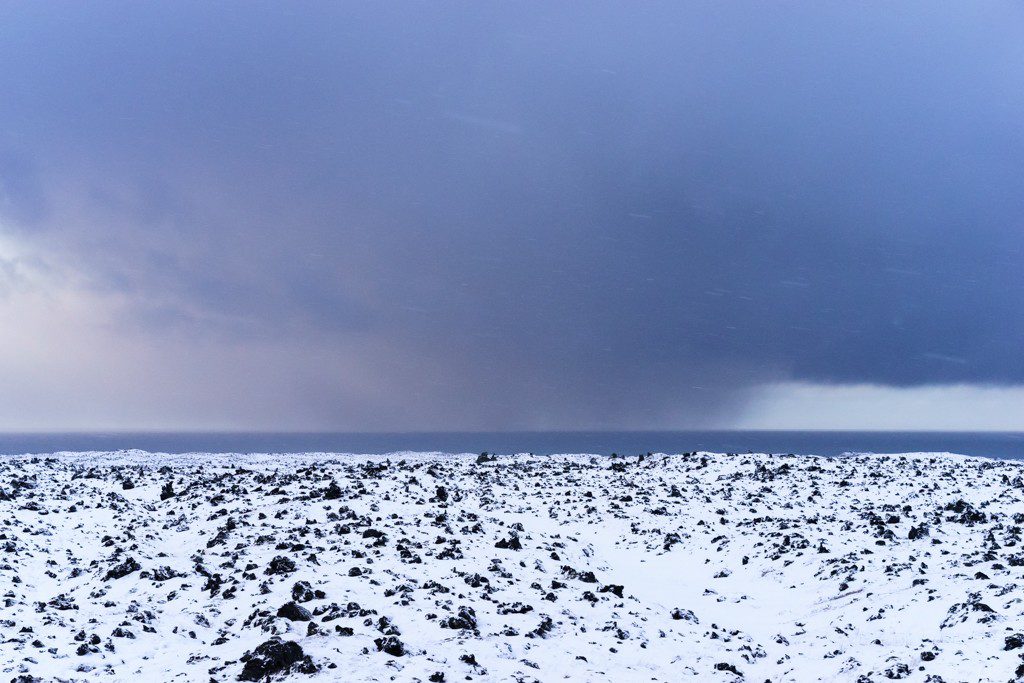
[1,450,1023,682]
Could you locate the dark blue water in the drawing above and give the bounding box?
[0,431,1021,459]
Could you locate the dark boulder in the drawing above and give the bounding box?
[600,584,624,599]
[908,524,929,540]
[323,481,342,500]
[671,608,699,623]
[291,581,325,602]
[103,557,141,581]
[277,602,313,622]
[266,556,297,575]
[374,635,406,657]
[238,638,309,681]
[150,566,183,582]
[439,606,477,631]
[495,535,523,551]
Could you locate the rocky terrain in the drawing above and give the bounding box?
[1,450,1023,682]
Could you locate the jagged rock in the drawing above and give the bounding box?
[323,481,342,500]
[103,557,141,581]
[439,606,477,631]
[671,608,699,623]
[150,566,183,582]
[374,635,406,657]
[291,581,324,603]
[276,602,313,622]
[266,556,297,575]
[238,638,309,681]
[495,535,523,551]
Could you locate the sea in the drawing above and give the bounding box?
[0,431,1021,460]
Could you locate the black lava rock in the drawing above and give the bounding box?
[495,535,523,551]
[150,566,182,582]
[439,606,477,631]
[600,584,624,598]
[238,638,306,681]
[291,581,325,602]
[277,601,313,622]
[266,556,297,575]
[103,557,141,581]
[374,635,406,657]
[324,481,342,500]
[671,608,699,623]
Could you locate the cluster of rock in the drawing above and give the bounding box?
[0,449,1022,681]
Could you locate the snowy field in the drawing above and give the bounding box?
[1,450,1023,682]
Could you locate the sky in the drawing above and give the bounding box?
[0,1,1022,431]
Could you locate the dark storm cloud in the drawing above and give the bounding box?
[0,1,1021,428]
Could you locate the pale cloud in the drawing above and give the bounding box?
[738,382,1024,431]
[0,230,414,431]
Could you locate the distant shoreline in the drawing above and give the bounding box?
[4,449,1023,467]
[0,430,1021,459]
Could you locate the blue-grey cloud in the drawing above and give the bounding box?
[0,1,1021,428]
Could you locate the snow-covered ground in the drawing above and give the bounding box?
[1,450,1023,682]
